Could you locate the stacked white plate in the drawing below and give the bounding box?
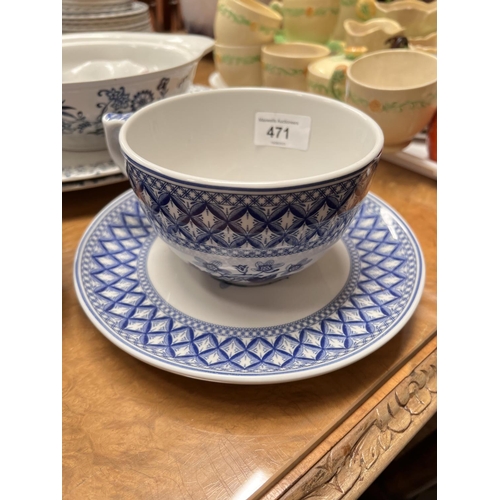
[62,1,153,33]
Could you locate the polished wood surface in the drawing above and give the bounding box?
[62,57,437,500]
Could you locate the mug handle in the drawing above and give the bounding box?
[102,112,133,176]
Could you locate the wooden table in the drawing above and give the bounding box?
[62,57,437,500]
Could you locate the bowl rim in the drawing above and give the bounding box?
[347,49,437,92]
[119,88,384,191]
[261,42,331,59]
[62,32,214,90]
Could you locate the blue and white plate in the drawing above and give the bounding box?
[74,190,425,384]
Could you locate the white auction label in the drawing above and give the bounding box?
[254,112,311,151]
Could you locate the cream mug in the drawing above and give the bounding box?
[262,42,331,91]
[346,49,437,152]
[214,43,262,86]
[214,0,283,45]
[270,0,340,45]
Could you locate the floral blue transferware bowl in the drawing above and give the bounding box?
[103,88,384,286]
[62,32,214,152]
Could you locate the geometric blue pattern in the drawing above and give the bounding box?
[125,157,380,285]
[127,158,378,259]
[74,190,424,382]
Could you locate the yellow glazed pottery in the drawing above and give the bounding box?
[346,49,437,152]
[344,18,404,52]
[261,42,331,90]
[214,43,263,86]
[214,0,283,45]
[270,0,340,45]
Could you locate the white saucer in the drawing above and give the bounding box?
[208,71,228,89]
[74,190,425,384]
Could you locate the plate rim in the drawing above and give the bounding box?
[62,173,127,192]
[73,189,426,384]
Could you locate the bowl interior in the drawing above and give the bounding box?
[348,50,437,90]
[62,40,190,84]
[122,89,382,185]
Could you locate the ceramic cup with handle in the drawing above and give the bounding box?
[261,42,331,91]
[346,49,437,152]
[270,0,340,45]
[102,88,383,286]
[214,0,283,45]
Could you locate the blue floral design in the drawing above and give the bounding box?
[254,260,284,273]
[188,256,315,283]
[131,90,154,111]
[194,257,224,273]
[157,77,170,97]
[286,258,313,273]
[62,101,98,135]
[98,87,131,112]
[62,76,174,136]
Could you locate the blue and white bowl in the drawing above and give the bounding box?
[103,88,384,286]
[62,32,214,152]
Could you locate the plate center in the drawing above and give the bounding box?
[146,239,351,329]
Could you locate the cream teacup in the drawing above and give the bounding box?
[346,49,437,152]
[262,42,330,91]
[214,43,262,86]
[270,0,339,45]
[214,0,283,45]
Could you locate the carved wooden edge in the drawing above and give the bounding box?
[277,350,437,500]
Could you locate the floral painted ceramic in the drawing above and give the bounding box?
[346,49,437,152]
[270,0,340,45]
[62,32,214,152]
